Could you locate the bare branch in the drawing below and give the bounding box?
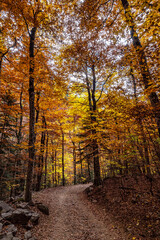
[18,8,31,36]
[4,55,28,78]
[96,73,112,103]
[1,38,17,58]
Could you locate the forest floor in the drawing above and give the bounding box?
[86,176,160,240]
[32,184,126,240]
[31,176,160,240]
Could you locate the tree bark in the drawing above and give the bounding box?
[121,0,160,137]
[51,145,54,186]
[73,141,76,185]
[25,27,37,202]
[0,30,16,79]
[91,65,101,186]
[62,131,65,186]
[32,91,40,191]
[130,68,151,175]
[79,143,83,182]
[44,131,48,188]
[15,88,24,194]
[85,65,101,185]
[55,150,57,186]
[36,116,46,191]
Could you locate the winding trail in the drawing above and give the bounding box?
[33,184,125,240]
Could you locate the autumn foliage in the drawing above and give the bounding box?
[0,0,160,200]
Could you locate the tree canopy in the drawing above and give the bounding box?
[0,0,160,201]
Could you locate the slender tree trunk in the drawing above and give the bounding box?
[55,150,57,186]
[51,147,54,186]
[131,68,151,175]
[87,159,91,181]
[33,92,40,191]
[79,143,83,182]
[127,129,143,175]
[25,27,37,202]
[139,120,151,175]
[91,65,101,186]
[85,68,92,111]
[36,116,46,191]
[85,65,101,185]
[44,131,48,188]
[62,131,65,186]
[92,137,101,185]
[73,141,76,185]
[115,117,122,175]
[0,57,2,80]
[121,0,160,137]
[35,92,40,125]
[15,88,24,194]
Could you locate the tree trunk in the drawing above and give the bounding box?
[115,117,123,175]
[62,131,65,186]
[73,141,76,185]
[55,150,57,186]
[15,88,24,195]
[25,27,37,202]
[44,131,48,188]
[51,146,54,186]
[91,65,101,186]
[0,57,2,78]
[79,143,83,182]
[121,0,160,137]
[36,116,46,191]
[32,92,40,191]
[131,68,151,176]
[85,65,102,185]
[87,159,91,182]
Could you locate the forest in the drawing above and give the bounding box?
[0,0,160,203]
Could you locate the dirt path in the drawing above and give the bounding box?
[33,184,126,240]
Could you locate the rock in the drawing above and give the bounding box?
[6,224,17,236]
[23,224,33,230]
[92,199,98,203]
[15,198,24,203]
[28,202,34,207]
[0,223,3,231]
[2,208,40,226]
[2,232,13,240]
[0,224,17,240]
[87,186,94,194]
[9,197,14,203]
[11,209,32,225]
[37,204,49,215]
[16,203,29,209]
[30,213,39,225]
[89,186,94,191]
[0,233,6,239]
[12,238,21,240]
[1,212,13,221]
[2,209,32,225]
[0,202,14,214]
[24,231,32,239]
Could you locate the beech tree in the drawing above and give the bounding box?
[120,0,160,137]
[0,0,160,199]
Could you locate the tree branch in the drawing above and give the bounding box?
[1,38,17,58]
[96,73,112,103]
